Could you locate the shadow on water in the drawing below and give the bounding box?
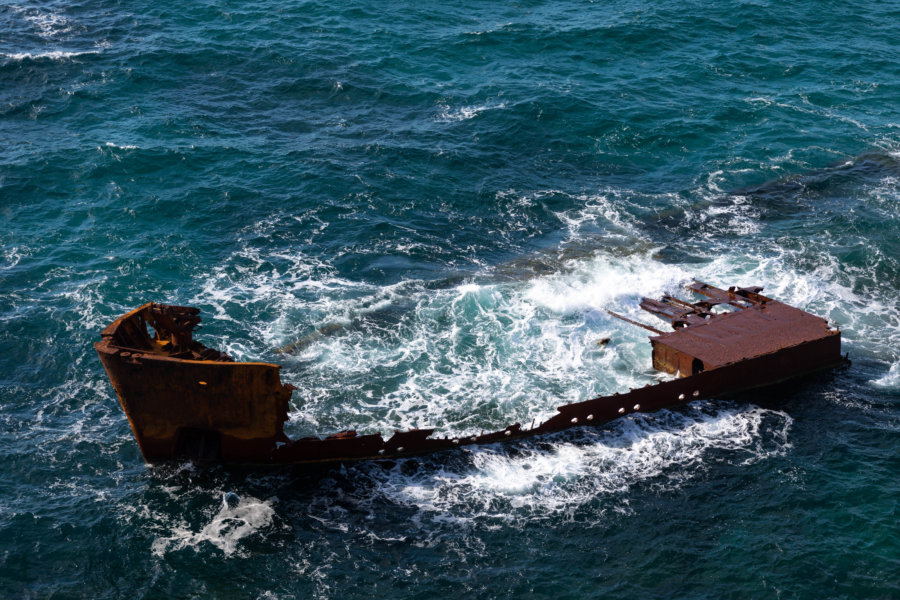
[651,150,900,228]
[732,151,900,203]
[644,149,900,283]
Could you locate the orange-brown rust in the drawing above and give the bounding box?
[644,282,841,377]
[95,303,293,462]
[96,283,849,467]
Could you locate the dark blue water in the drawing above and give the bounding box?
[2,1,899,597]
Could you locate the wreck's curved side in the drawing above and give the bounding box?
[95,304,293,462]
[95,283,848,466]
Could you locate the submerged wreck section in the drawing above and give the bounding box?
[95,282,848,466]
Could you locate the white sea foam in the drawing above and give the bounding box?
[278,250,698,438]
[12,5,73,39]
[56,273,111,334]
[872,362,900,392]
[524,255,686,315]
[552,189,647,241]
[184,158,900,461]
[322,404,792,528]
[0,246,29,271]
[4,7,102,63]
[1,50,98,62]
[436,101,507,122]
[191,242,378,351]
[701,195,760,236]
[190,226,661,435]
[190,179,900,442]
[104,141,139,150]
[151,495,276,557]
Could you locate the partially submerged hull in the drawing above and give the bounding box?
[95,282,848,466]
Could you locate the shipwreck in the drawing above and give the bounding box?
[95,281,848,466]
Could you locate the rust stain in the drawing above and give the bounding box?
[95,281,849,466]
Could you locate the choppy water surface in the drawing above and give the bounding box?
[1,1,899,598]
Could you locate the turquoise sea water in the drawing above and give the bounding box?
[2,0,899,597]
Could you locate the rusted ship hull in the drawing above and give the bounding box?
[95,304,294,463]
[95,282,848,466]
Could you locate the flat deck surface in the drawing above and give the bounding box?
[650,300,836,368]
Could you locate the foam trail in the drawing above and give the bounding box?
[151,495,276,557]
[1,50,98,61]
[319,403,793,529]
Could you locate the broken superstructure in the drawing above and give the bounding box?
[95,281,848,466]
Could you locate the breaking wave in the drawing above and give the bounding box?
[182,160,900,445]
[872,362,900,393]
[302,403,792,531]
[1,50,98,62]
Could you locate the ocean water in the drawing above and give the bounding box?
[1,0,899,597]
